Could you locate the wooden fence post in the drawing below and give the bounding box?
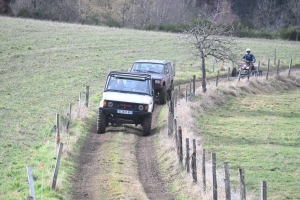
[212,153,217,200]
[178,126,183,163]
[276,59,280,75]
[185,138,190,173]
[258,61,261,76]
[185,85,188,102]
[239,168,246,200]
[168,102,171,137]
[67,103,72,133]
[193,75,196,94]
[174,118,178,144]
[212,57,215,72]
[68,102,72,122]
[171,94,174,115]
[192,139,197,182]
[216,70,219,87]
[26,166,36,200]
[224,162,231,200]
[227,67,231,81]
[174,88,178,107]
[56,113,60,147]
[247,65,250,80]
[77,92,81,117]
[261,180,267,200]
[168,97,174,138]
[173,60,176,75]
[85,86,89,107]
[266,59,270,80]
[274,48,276,65]
[190,78,192,94]
[52,143,64,190]
[202,149,206,193]
[288,59,292,76]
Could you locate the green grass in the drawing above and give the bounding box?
[0,15,300,199]
[198,90,300,199]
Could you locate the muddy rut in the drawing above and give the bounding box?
[71,104,174,200]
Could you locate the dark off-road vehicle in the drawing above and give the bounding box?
[129,60,175,104]
[97,71,154,136]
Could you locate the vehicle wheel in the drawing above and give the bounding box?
[142,114,152,136]
[159,87,167,104]
[97,109,106,134]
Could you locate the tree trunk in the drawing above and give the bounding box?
[201,57,207,93]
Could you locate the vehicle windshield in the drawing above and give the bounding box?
[131,63,164,74]
[106,76,150,94]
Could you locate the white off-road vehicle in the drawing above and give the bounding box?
[97,71,154,136]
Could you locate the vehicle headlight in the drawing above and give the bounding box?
[154,80,161,85]
[104,100,114,107]
[107,101,113,107]
[138,105,144,111]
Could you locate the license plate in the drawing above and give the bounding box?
[117,110,133,115]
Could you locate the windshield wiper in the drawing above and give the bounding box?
[146,70,160,74]
[133,69,144,72]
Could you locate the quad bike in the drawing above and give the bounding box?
[232,61,258,77]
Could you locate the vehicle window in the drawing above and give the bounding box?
[107,77,125,90]
[132,63,164,73]
[107,77,149,94]
[165,64,169,74]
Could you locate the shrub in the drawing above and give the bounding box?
[279,27,300,41]
[105,19,121,28]
[17,8,32,18]
[81,17,99,25]
[256,28,273,39]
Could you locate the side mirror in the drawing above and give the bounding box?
[128,68,131,72]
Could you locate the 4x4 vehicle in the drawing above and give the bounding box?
[97,71,154,136]
[129,60,175,104]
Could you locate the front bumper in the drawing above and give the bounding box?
[100,107,152,116]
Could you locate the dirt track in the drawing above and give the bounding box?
[71,104,174,200]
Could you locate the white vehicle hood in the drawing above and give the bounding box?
[100,91,153,105]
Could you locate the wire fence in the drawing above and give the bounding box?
[26,86,90,200]
[167,60,299,200]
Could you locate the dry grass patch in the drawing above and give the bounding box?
[181,72,300,199]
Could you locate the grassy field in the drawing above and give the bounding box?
[193,75,300,199]
[0,16,300,199]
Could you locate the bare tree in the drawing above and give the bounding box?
[214,0,239,25]
[0,0,9,13]
[252,0,283,30]
[284,0,300,26]
[183,20,238,92]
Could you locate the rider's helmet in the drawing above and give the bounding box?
[246,48,251,53]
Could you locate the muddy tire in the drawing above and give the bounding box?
[159,87,167,104]
[97,109,106,134]
[142,114,152,136]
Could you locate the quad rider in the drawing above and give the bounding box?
[242,48,256,70]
